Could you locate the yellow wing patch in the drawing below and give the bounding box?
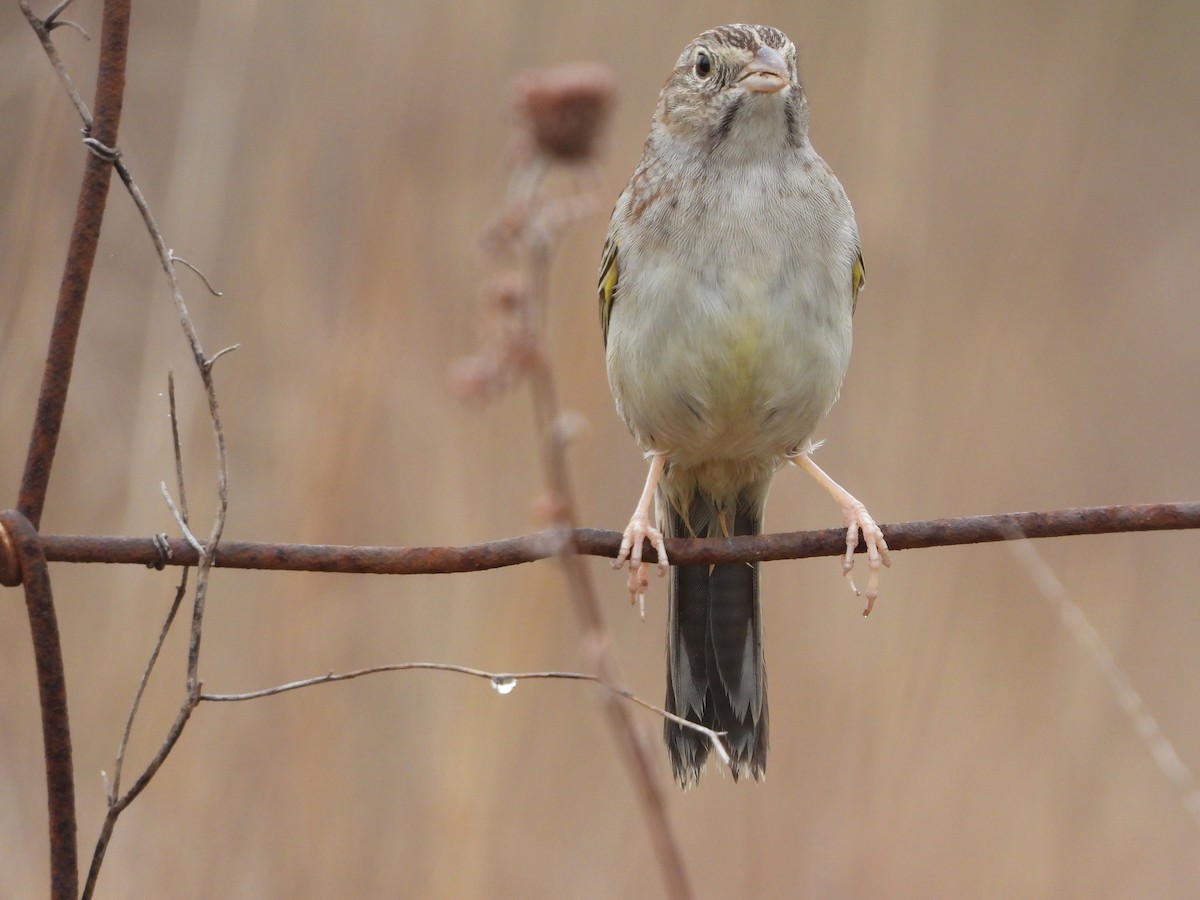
[851,249,865,314]
[598,233,619,345]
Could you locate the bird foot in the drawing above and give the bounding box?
[840,500,891,615]
[615,510,668,617]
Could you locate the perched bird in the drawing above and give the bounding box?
[598,24,890,787]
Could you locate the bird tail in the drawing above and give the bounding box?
[663,479,769,787]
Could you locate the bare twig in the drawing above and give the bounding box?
[205,343,241,369]
[170,253,224,296]
[107,148,233,565]
[43,0,80,31]
[160,483,204,556]
[80,153,232,900]
[85,378,220,900]
[105,574,190,802]
[111,160,234,704]
[82,693,199,900]
[109,378,194,804]
[84,378,205,900]
[48,16,90,40]
[18,0,93,123]
[201,663,599,700]
[167,372,188,522]
[198,662,729,763]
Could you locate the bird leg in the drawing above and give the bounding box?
[789,452,891,615]
[615,452,669,616]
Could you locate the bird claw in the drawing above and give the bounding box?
[616,510,667,616]
[628,563,650,618]
[840,500,891,616]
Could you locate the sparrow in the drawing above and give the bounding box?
[599,24,890,786]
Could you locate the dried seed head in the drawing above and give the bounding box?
[512,63,616,162]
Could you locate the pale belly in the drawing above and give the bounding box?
[606,263,853,472]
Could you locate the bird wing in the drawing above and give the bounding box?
[597,228,619,345]
[851,247,865,315]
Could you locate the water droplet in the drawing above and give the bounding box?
[491,676,517,695]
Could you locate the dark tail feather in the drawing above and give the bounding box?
[664,487,768,787]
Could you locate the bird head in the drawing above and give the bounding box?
[655,24,808,151]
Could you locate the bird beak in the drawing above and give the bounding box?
[737,45,789,94]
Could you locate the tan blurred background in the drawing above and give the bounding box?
[3,1,1200,897]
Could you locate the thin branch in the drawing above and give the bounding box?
[82,692,199,900]
[108,151,233,704]
[84,379,201,900]
[43,0,79,30]
[31,501,1200,574]
[47,16,90,39]
[205,343,241,369]
[82,135,231,900]
[169,253,224,296]
[200,663,597,700]
[108,378,194,803]
[79,164,230,898]
[85,376,203,899]
[106,573,189,800]
[160,483,204,556]
[167,372,188,523]
[18,0,93,123]
[198,662,728,762]
[107,150,232,563]
[607,687,731,768]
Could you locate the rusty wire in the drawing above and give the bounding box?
[13,500,1197,576]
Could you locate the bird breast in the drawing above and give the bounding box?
[606,157,856,470]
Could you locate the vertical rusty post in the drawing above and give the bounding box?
[17,0,132,530]
[10,2,134,897]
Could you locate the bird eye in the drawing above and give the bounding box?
[694,51,712,79]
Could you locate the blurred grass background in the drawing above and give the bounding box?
[2,1,1200,896]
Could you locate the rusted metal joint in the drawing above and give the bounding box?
[147,532,172,570]
[0,511,22,586]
